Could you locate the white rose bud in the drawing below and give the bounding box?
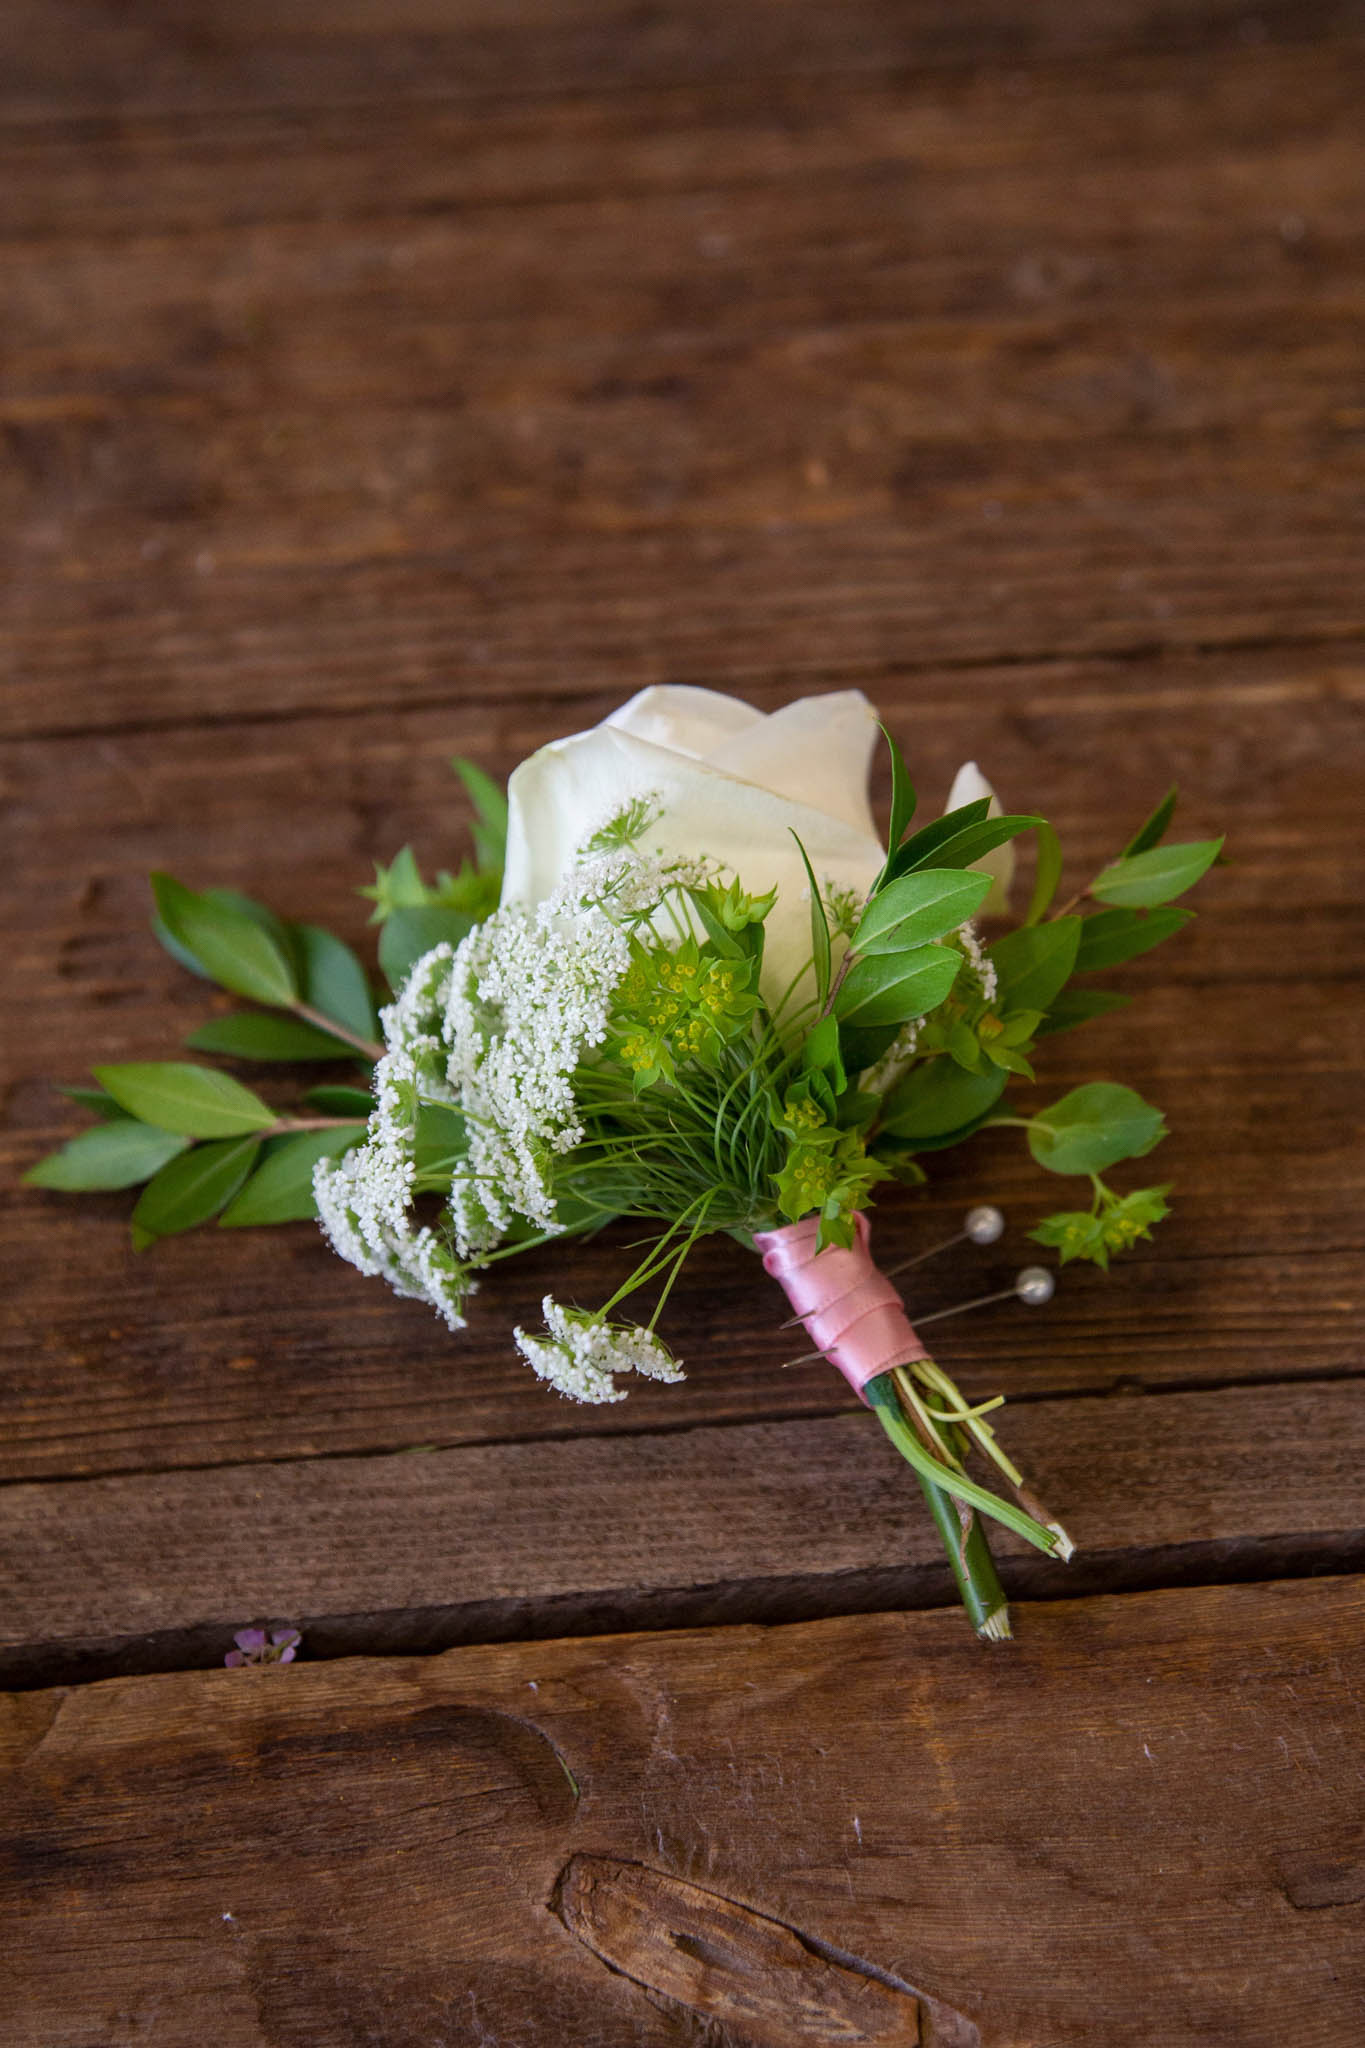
[502,685,886,1011]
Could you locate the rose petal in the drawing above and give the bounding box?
[705,691,880,838]
[945,759,1014,915]
[504,723,884,1011]
[605,684,761,760]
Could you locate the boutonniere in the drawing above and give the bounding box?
[29,686,1222,1637]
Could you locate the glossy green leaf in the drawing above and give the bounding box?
[988,917,1081,1014]
[132,1135,262,1242]
[94,1062,276,1137]
[185,1012,360,1061]
[881,725,917,858]
[853,869,990,956]
[1027,1082,1166,1176]
[1090,838,1223,909]
[880,799,990,884]
[24,1120,190,1191]
[296,924,380,1042]
[879,1059,1008,1140]
[790,831,831,1007]
[1073,906,1193,974]
[834,943,961,1028]
[1024,821,1064,925]
[59,1084,131,1123]
[220,1125,366,1227]
[304,1084,376,1117]
[379,906,476,993]
[1123,785,1178,858]
[151,874,298,1006]
[453,757,509,874]
[1035,989,1133,1037]
[801,1015,846,1090]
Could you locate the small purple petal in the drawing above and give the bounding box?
[233,1628,268,1653]
[224,1650,246,1668]
[277,1645,297,1663]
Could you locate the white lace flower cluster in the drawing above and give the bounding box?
[514,1296,685,1404]
[956,919,998,1004]
[313,946,473,1329]
[440,844,700,1255]
[314,833,705,1339]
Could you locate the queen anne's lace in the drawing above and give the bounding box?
[514,1296,685,1404]
[313,947,473,1329]
[315,839,704,1333]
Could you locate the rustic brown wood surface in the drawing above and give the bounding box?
[2,1,1363,2041]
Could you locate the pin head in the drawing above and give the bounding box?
[965,1204,1005,1246]
[1014,1264,1055,1306]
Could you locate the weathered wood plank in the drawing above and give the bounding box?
[1,1,1357,124]
[2,45,1359,242]
[3,1379,1363,1687]
[3,1580,1363,2045]
[2,35,1363,736]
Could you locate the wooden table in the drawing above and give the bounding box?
[3,4,1363,2041]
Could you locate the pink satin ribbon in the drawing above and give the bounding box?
[754,1211,927,1404]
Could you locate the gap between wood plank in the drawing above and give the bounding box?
[7,1541,1365,1694]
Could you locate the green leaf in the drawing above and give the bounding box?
[922,813,1045,875]
[1025,821,1063,926]
[94,1062,276,1138]
[379,906,475,994]
[296,925,380,1042]
[412,1102,469,1179]
[151,874,298,1006]
[880,799,990,884]
[853,869,990,956]
[220,1126,366,1227]
[801,1015,846,1090]
[834,944,961,1029]
[59,1084,131,1123]
[132,1135,262,1242]
[304,1083,375,1116]
[25,1120,190,1191]
[185,1012,362,1062]
[879,1059,1007,1140]
[1073,906,1193,974]
[688,889,747,959]
[453,757,509,874]
[1027,1082,1166,1176]
[1123,786,1178,858]
[1035,990,1133,1037]
[790,832,831,1007]
[988,917,1081,1014]
[881,725,917,860]
[1090,838,1223,909]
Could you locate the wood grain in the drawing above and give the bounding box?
[3,1378,1363,1687]
[2,30,1363,737]
[4,1580,1363,2046]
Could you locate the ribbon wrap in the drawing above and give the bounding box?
[754,1211,927,1403]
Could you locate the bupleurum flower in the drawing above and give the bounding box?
[513,1296,685,1404]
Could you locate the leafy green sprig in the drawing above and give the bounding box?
[25,757,505,1249]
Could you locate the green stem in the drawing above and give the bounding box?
[915,1470,1012,1641]
[865,1375,1011,1638]
[289,999,383,1063]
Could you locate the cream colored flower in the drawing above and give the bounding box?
[502,685,887,1011]
[945,759,1014,916]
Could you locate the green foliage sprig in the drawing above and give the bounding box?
[25,757,506,1248]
